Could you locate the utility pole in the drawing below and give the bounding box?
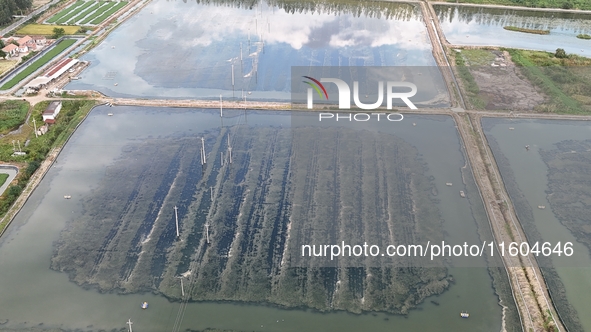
[33,119,38,138]
[176,276,185,297]
[174,205,180,238]
[201,137,206,164]
[227,133,232,164]
[127,319,133,332]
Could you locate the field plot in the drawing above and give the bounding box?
[16,24,80,35]
[0,60,18,76]
[89,1,127,24]
[47,0,128,25]
[46,0,86,23]
[51,124,450,314]
[0,39,76,90]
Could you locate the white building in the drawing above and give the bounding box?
[42,101,62,124]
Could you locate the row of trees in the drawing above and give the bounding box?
[0,0,33,26]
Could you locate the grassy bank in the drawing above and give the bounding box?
[577,34,591,40]
[504,26,550,35]
[0,174,8,187]
[452,49,487,109]
[438,0,591,11]
[0,38,76,90]
[507,49,591,114]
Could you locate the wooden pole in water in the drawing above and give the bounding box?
[174,205,180,238]
[201,137,206,164]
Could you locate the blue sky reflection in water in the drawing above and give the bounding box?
[66,0,436,99]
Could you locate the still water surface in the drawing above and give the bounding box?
[436,5,591,56]
[66,0,437,100]
[0,107,502,331]
[483,118,591,332]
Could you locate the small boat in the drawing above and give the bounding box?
[64,195,71,199]
[141,301,148,309]
[509,127,514,130]
[446,182,453,186]
[459,191,466,198]
[538,206,546,209]
[525,145,530,151]
[413,123,416,126]
[114,83,118,86]
[460,311,469,318]
[108,113,114,116]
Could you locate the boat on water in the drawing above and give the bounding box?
[538,205,546,209]
[459,191,466,198]
[460,311,470,318]
[446,182,453,186]
[64,195,71,199]
[141,302,148,309]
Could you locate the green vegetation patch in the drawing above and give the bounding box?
[0,173,9,187]
[62,1,102,24]
[80,1,117,24]
[453,50,486,109]
[507,49,591,114]
[90,1,127,25]
[54,0,94,24]
[47,0,86,23]
[577,34,591,40]
[0,100,29,135]
[503,26,550,35]
[0,39,76,91]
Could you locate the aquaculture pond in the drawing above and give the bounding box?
[0,106,511,332]
[435,5,591,56]
[65,0,438,99]
[483,118,591,332]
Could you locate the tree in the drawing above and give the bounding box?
[51,27,66,39]
[0,50,6,60]
[0,40,4,49]
[555,48,568,59]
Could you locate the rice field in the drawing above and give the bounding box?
[46,0,128,25]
